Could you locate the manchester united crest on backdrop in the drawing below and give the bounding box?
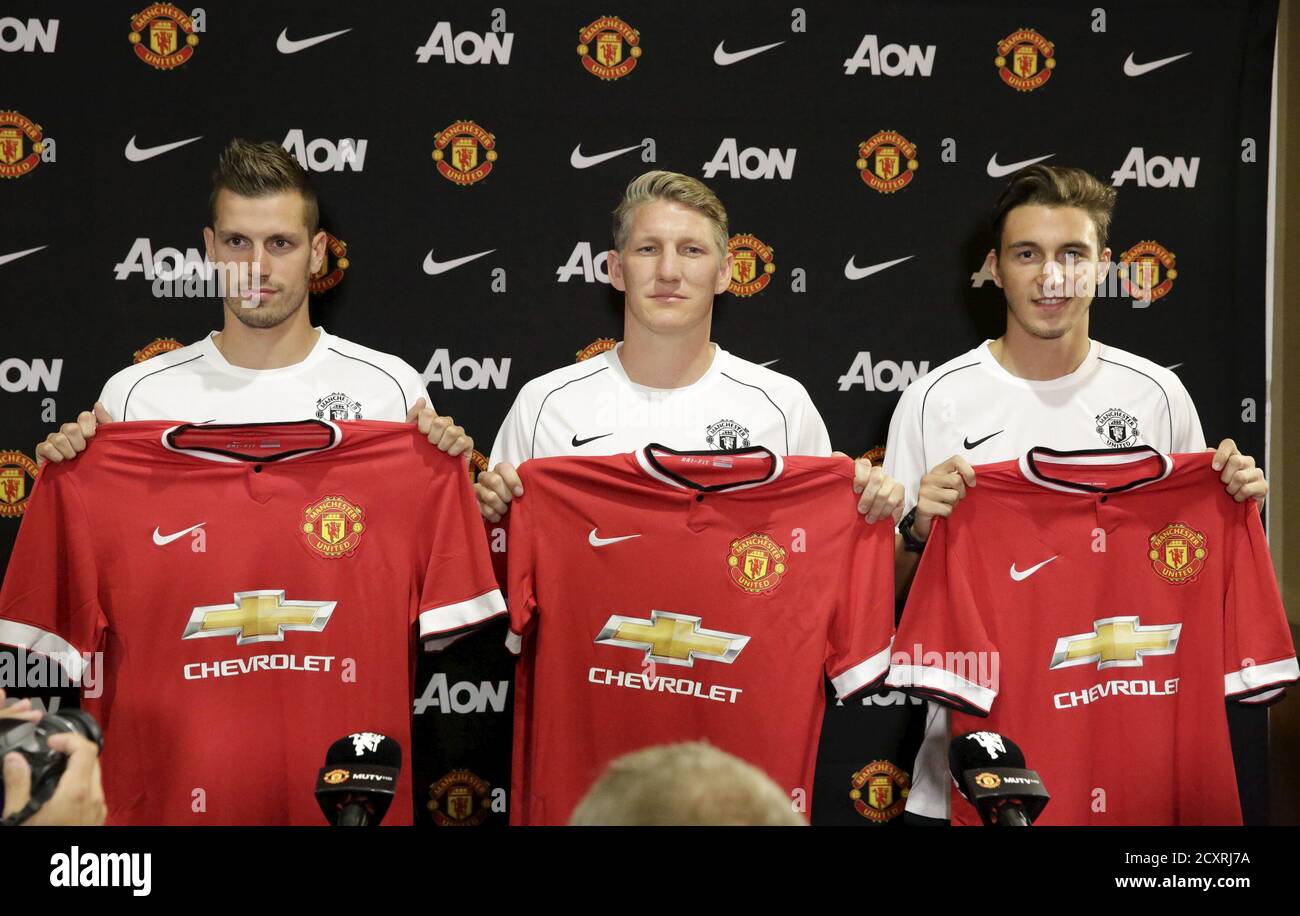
[577,16,641,79]
[310,233,349,294]
[995,28,1055,91]
[129,3,199,69]
[727,234,775,297]
[432,121,497,186]
[856,131,917,193]
[1118,240,1177,303]
[0,111,44,179]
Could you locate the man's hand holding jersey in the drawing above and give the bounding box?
[477,462,523,523]
[405,398,473,457]
[35,402,112,465]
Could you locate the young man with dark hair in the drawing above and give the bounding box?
[36,138,470,461]
[884,164,1268,824]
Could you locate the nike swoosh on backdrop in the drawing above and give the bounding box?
[125,135,203,162]
[589,529,641,547]
[0,246,47,268]
[986,152,1055,178]
[423,249,496,275]
[277,28,353,54]
[570,143,643,169]
[963,430,1004,450]
[153,523,207,546]
[713,40,785,66]
[1010,556,1057,581]
[844,255,913,281]
[1123,51,1191,77]
[572,433,612,447]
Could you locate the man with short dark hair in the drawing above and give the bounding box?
[37,138,470,461]
[885,164,1268,824]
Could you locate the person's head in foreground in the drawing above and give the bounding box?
[569,741,806,826]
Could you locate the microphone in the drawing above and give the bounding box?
[948,731,1050,826]
[315,732,402,826]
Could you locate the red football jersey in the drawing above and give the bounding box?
[887,447,1297,825]
[0,420,503,825]
[427,445,894,826]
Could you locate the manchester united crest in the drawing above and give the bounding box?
[302,495,366,559]
[850,759,910,823]
[468,449,489,484]
[132,337,184,363]
[0,451,38,519]
[706,418,751,451]
[975,771,1002,789]
[1118,240,1177,303]
[727,533,788,594]
[129,3,199,70]
[323,768,349,785]
[577,16,641,80]
[432,121,497,186]
[310,232,349,294]
[428,769,492,827]
[0,111,44,179]
[1094,407,1140,448]
[856,131,918,194]
[315,392,362,421]
[1149,523,1207,585]
[995,28,1055,91]
[861,445,886,466]
[727,234,775,297]
[575,338,617,362]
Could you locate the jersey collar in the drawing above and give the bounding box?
[161,419,342,463]
[636,443,784,492]
[1019,445,1173,494]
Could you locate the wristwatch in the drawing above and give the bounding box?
[898,506,928,554]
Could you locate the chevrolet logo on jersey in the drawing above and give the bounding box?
[1049,616,1180,670]
[182,590,336,645]
[595,610,749,667]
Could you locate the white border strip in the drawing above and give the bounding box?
[885,663,996,714]
[1224,656,1299,697]
[0,620,85,683]
[830,642,892,699]
[417,589,506,638]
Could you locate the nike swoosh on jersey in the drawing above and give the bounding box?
[844,255,913,281]
[713,39,785,66]
[963,430,1004,450]
[153,523,206,546]
[1010,556,1057,581]
[1123,51,1191,77]
[0,245,47,268]
[124,135,204,162]
[572,433,612,447]
[589,529,641,547]
[276,27,353,54]
[986,152,1055,178]
[570,143,643,169]
[422,248,497,275]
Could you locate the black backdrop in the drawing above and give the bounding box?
[0,0,1278,825]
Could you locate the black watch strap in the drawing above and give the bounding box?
[898,506,927,553]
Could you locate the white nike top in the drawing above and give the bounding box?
[98,328,429,422]
[489,342,832,466]
[883,338,1207,820]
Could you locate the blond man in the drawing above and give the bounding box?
[477,170,901,522]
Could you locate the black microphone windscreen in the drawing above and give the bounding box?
[324,732,403,769]
[949,730,1027,782]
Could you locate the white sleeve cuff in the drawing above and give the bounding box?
[885,663,995,715]
[1224,657,1300,699]
[830,643,891,700]
[0,620,86,683]
[417,588,506,640]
